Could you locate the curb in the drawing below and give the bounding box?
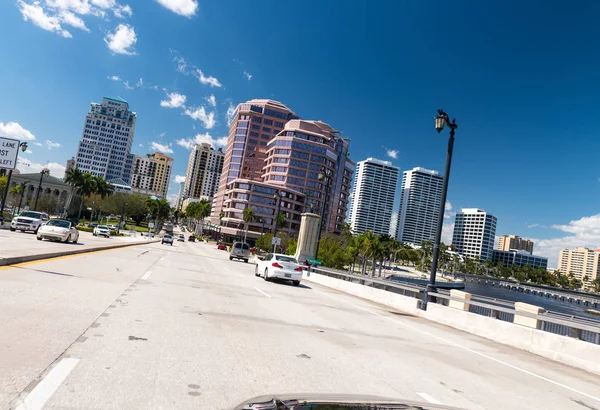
[0,239,161,267]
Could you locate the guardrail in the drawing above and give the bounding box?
[309,267,600,345]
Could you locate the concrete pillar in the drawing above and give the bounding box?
[513,302,544,329]
[293,213,321,263]
[448,289,471,311]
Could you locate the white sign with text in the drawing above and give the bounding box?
[0,137,20,170]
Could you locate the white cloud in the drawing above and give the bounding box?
[138,143,143,147]
[183,106,215,129]
[173,56,187,73]
[17,1,72,38]
[24,149,33,154]
[58,10,89,31]
[17,0,132,39]
[108,75,121,81]
[123,80,134,90]
[150,141,173,154]
[243,71,252,81]
[104,23,137,55]
[175,133,228,150]
[159,132,166,138]
[441,221,454,245]
[33,141,43,147]
[174,175,186,183]
[160,92,187,108]
[0,121,36,141]
[226,102,236,126]
[166,192,179,206]
[136,77,143,88]
[385,148,398,159]
[154,0,198,17]
[17,158,65,176]
[45,140,61,150]
[206,94,216,107]
[194,69,222,87]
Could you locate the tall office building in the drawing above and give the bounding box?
[558,248,600,289]
[183,143,224,201]
[396,167,443,245]
[348,158,398,235]
[211,99,298,222]
[497,235,534,254]
[75,96,137,182]
[130,152,173,198]
[262,119,354,234]
[452,208,498,261]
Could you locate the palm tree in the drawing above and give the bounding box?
[76,172,96,219]
[242,207,255,242]
[64,167,83,217]
[8,185,24,209]
[276,213,287,231]
[90,176,113,222]
[186,199,211,236]
[147,198,170,231]
[358,231,375,275]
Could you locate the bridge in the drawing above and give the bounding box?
[1,234,600,409]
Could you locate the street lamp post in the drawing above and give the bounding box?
[0,142,28,219]
[422,109,458,309]
[33,168,50,211]
[314,168,331,260]
[17,181,31,214]
[272,191,284,252]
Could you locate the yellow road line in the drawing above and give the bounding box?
[0,247,134,271]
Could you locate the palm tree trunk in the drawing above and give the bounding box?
[361,256,367,275]
[77,198,84,220]
[244,224,248,242]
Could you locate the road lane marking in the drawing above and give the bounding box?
[320,291,600,404]
[141,271,152,280]
[254,287,271,298]
[417,393,442,404]
[14,358,79,410]
[160,257,164,261]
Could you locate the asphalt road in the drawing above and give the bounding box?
[1,236,600,410]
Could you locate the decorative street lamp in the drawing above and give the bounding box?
[0,142,28,220]
[33,165,50,211]
[314,168,332,260]
[422,109,458,310]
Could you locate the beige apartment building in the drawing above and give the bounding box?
[498,235,534,254]
[182,143,224,202]
[558,247,600,289]
[130,152,173,198]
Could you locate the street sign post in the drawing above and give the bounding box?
[271,237,281,246]
[307,258,322,266]
[0,137,19,170]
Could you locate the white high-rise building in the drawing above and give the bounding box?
[348,158,399,235]
[452,208,498,261]
[182,143,224,202]
[130,152,173,198]
[396,167,443,245]
[75,96,136,183]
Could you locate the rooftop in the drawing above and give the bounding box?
[103,96,128,104]
[358,157,397,168]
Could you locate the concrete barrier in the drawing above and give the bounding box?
[449,289,471,311]
[303,270,600,376]
[0,240,160,267]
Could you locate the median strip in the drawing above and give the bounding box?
[0,240,160,268]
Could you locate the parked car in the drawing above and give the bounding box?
[10,211,49,233]
[162,234,173,245]
[229,242,250,263]
[37,219,79,243]
[255,253,303,286]
[217,243,227,251]
[93,225,111,238]
[177,234,185,242]
[88,222,98,228]
[188,235,196,242]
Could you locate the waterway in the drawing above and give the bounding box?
[391,276,600,321]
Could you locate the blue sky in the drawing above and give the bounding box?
[1,0,600,266]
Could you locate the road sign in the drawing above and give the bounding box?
[271,237,281,246]
[0,137,20,170]
[148,222,155,228]
[307,258,322,266]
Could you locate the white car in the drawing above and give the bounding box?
[93,225,111,238]
[37,219,79,243]
[10,211,49,233]
[255,253,303,286]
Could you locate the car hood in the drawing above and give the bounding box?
[40,225,68,232]
[232,394,462,409]
[14,217,40,223]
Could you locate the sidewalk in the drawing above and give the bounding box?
[0,230,159,266]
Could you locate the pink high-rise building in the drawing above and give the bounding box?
[212,99,354,243]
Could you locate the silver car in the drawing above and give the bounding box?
[229,242,250,263]
[37,219,79,243]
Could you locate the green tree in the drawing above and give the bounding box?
[8,184,25,208]
[185,199,211,235]
[317,233,351,269]
[35,194,59,214]
[0,175,7,197]
[591,279,600,293]
[102,193,149,224]
[63,167,83,216]
[287,238,298,255]
[242,207,255,242]
[256,233,273,252]
[147,197,170,230]
[76,173,96,219]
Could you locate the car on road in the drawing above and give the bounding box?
[10,211,49,233]
[255,253,303,286]
[229,242,250,262]
[37,219,79,243]
[162,234,173,245]
[88,222,98,228]
[217,243,227,251]
[93,225,111,238]
[177,234,185,242]
[188,235,195,242]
